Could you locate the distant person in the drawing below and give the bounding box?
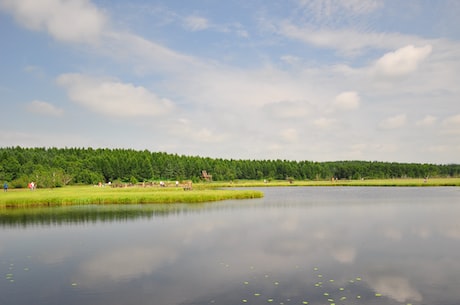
[3,182,8,192]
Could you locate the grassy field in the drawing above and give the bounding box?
[0,185,263,208]
[1,178,458,208]
[207,177,460,187]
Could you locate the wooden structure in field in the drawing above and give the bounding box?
[201,170,212,181]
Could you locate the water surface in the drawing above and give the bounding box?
[1,187,459,305]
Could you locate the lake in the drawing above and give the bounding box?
[1,187,459,305]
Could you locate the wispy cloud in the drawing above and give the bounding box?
[277,23,431,55]
[416,115,437,127]
[313,117,338,129]
[26,100,64,117]
[23,65,46,78]
[441,114,460,135]
[379,114,407,130]
[297,0,383,18]
[183,15,209,31]
[262,101,310,119]
[279,128,299,143]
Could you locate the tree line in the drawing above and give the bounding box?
[1,146,459,188]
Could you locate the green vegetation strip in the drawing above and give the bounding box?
[0,185,263,208]
[1,177,458,208]
[210,177,460,187]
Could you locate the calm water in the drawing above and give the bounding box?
[1,187,459,305]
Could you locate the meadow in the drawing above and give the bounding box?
[1,178,459,208]
[211,177,460,187]
[0,184,263,208]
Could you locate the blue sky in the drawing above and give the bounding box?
[1,0,459,163]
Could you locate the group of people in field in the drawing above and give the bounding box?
[3,181,37,192]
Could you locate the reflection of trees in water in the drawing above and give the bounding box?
[0,204,213,227]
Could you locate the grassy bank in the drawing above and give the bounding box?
[0,185,263,208]
[208,177,460,187]
[1,178,458,208]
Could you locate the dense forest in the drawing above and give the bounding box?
[1,147,459,188]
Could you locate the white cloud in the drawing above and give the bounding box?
[0,0,107,44]
[183,15,209,31]
[279,128,299,142]
[442,114,460,126]
[333,91,360,110]
[441,114,460,134]
[378,114,407,130]
[170,119,227,144]
[26,100,64,116]
[57,74,174,118]
[262,101,310,119]
[416,115,437,127]
[374,45,432,78]
[313,117,337,129]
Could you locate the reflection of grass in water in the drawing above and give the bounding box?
[0,202,228,226]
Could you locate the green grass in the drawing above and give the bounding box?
[206,177,460,187]
[0,185,263,208]
[1,177,458,208]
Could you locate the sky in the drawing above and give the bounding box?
[0,0,459,164]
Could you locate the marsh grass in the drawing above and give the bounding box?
[210,177,460,187]
[0,185,263,208]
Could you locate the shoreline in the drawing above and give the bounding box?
[1,178,459,208]
[209,177,460,187]
[0,186,263,208]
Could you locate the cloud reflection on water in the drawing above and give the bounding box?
[367,275,422,303]
[1,187,460,305]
